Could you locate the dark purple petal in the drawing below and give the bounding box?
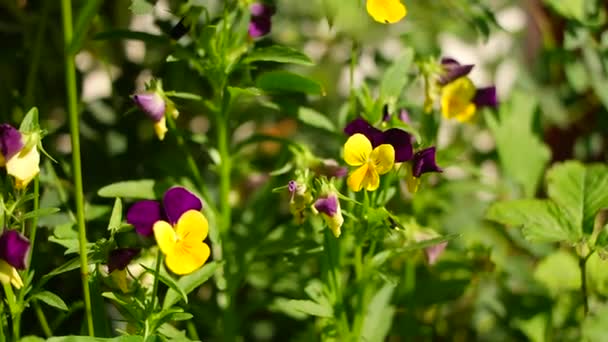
[163,187,202,225]
[0,124,23,162]
[380,128,414,162]
[250,3,275,17]
[107,248,140,273]
[344,117,384,147]
[132,92,165,122]
[473,86,498,108]
[126,200,163,236]
[249,17,272,38]
[0,230,30,270]
[439,58,474,85]
[314,195,338,217]
[412,147,442,178]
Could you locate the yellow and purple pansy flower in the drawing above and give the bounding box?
[126,187,210,275]
[313,190,344,238]
[133,91,169,141]
[407,146,443,193]
[343,133,395,192]
[366,0,407,24]
[0,230,30,289]
[344,117,414,163]
[0,123,40,189]
[249,3,275,38]
[438,58,497,122]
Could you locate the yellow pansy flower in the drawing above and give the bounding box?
[153,210,211,275]
[440,77,477,122]
[6,144,40,189]
[366,0,407,24]
[344,133,395,192]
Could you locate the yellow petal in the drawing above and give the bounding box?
[347,164,369,192]
[154,117,168,140]
[364,168,380,191]
[440,77,477,121]
[6,146,40,189]
[175,210,209,242]
[0,260,23,289]
[366,0,407,24]
[370,144,395,175]
[153,220,177,255]
[454,103,477,122]
[165,241,210,275]
[344,133,372,166]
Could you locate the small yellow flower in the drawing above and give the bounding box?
[0,260,23,289]
[366,0,407,24]
[344,133,395,192]
[440,77,477,122]
[6,145,40,189]
[153,210,211,275]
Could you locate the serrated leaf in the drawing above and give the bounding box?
[31,291,69,311]
[547,161,608,235]
[108,198,123,233]
[163,261,220,309]
[98,180,158,199]
[297,107,335,132]
[244,45,314,66]
[256,71,324,95]
[486,199,580,243]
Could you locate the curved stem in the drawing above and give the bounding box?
[61,0,94,335]
[33,301,52,337]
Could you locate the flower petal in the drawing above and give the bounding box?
[250,3,275,17]
[0,260,23,289]
[154,116,168,141]
[6,145,40,189]
[438,58,474,85]
[370,144,395,175]
[165,241,210,275]
[412,147,442,177]
[344,133,372,166]
[366,0,407,24]
[364,168,380,191]
[0,124,23,166]
[0,230,30,270]
[249,17,272,37]
[473,86,498,108]
[347,164,369,192]
[107,248,140,273]
[153,220,177,255]
[380,128,413,162]
[126,200,163,236]
[133,92,165,122]
[175,210,209,243]
[441,77,477,120]
[344,118,383,147]
[314,195,338,217]
[163,187,203,225]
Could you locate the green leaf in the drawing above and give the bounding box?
[486,91,551,197]
[130,0,155,15]
[98,180,158,199]
[20,107,39,133]
[360,283,396,342]
[379,48,414,106]
[21,207,61,220]
[31,291,69,311]
[282,299,333,318]
[244,45,314,66]
[69,0,103,54]
[164,91,203,101]
[297,107,335,132]
[256,71,324,95]
[543,0,584,21]
[486,199,580,243]
[162,261,220,309]
[141,264,188,306]
[534,250,580,296]
[547,161,608,235]
[107,198,123,233]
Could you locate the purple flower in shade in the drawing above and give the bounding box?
[412,147,442,178]
[132,92,165,122]
[438,57,475,86]
[0,124,24,166]
[0,230,30,270]
[248,3,275,38]
[107,248,140,273]
[126,187,202,236]
[314,194,344,238]
[344,117,413,162]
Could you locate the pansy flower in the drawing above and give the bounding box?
[107,248,140,292]
[0,124,41,189]
[344,117,413,162]
[407,147,442,193]
[438,58,497,122]
[366,0,407,24]
[126,187,210,275]
[313,190,344,238]
[249,3,275,38]
[0,230,30,289]
[344,133,395,192]
[132,80,179,141]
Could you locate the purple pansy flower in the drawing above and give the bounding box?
[314,193,344,238]
[107,248,140,273]
[0,230,30,270]
[0,124,24,165]
[132,92,165,122]
[344,117,414,162]
[126,187,202,236]
[412,147,442,178]
[249,3,275,38]
[439,57,498,109]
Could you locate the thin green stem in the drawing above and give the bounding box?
[27,177,39,266]
[33,301,52,338]
[149,250,163,314]
[61,0,94,336]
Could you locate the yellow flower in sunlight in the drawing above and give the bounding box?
[344,133,395,192]
[153,210,211,275]
[0,260,23,289]
[366,0,407,24]
[6,144,40,189]
[440,77,477,122]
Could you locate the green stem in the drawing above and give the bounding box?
[0,311,5,342]
[580,252,593,316]
[2,284,18,340]
[33,301,52,338]
[149,250,163,314]
[61,0,94,336]
[27,177,39,266]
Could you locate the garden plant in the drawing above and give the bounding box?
[1,0,608,341]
